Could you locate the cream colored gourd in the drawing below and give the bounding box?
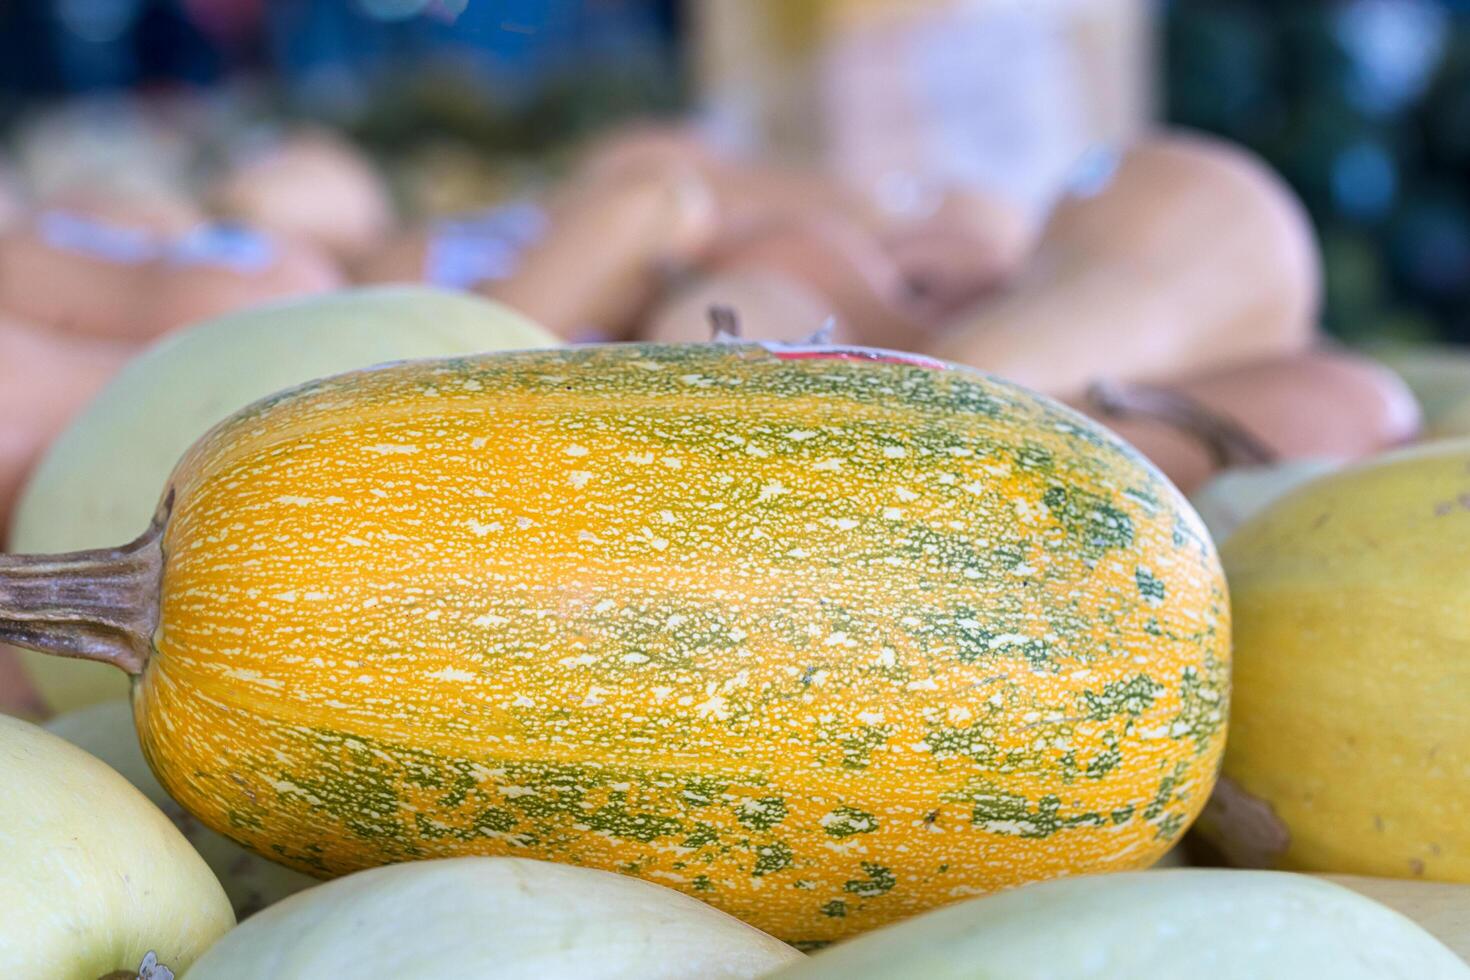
[46,701,316,918]
[8,285,558,711]
[1325,875,1470,962]
[0,712,233,978]
[183,857,802,980]
[766,870,1469,980]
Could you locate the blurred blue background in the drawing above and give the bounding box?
[1166,0,1470,343]
[0,0,1466,342]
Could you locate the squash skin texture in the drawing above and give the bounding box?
[1203,442,1470,882]
[1323,875,1470,962]
[135,343,1229,944]
[10,284,557,712]
[45,700,317,919]
[764,870,1469,979]
[0,713,234,978]
[183,856,802,979]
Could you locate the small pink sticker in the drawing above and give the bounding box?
[766,344,951,372]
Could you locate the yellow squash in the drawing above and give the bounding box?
[1200,442,1470,881]
[0,342,1228,944]
[0,713,234,978]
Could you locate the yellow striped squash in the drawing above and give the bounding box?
[0,342,1229,945]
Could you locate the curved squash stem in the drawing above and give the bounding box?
[0,521,163,676]
[1084,379,1279,469]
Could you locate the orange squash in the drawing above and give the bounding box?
[580,124,1036,324]
[0,342,1228,944]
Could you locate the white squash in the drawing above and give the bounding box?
[0,712,233,978]
[8,285,558,711]
[1324,876,1470,963]
[183,857,801,980]
[45,701,317,919]
[766,870,1469,980]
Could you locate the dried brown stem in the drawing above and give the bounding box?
[0,521,163,676]
[1085,379,1279,469]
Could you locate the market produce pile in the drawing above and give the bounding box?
[1,101,1468,979]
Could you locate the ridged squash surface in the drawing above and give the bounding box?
[134,343,1229,944]
[1203,442,1470,881]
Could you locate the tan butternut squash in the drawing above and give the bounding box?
[581,124,1036,321]
[139,225,343,335]
[211,128,394,263]
[0,314,133,532]
[642,214,913,348]
[928,132,1321,395]
[43,186,204,237]
[0,210,161,338]
[480,168,718,340]
[577,124,883,239]
[1075,349,1420,493]
[641,270,854,347]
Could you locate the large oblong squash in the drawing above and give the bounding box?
[0,342,1228,945]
